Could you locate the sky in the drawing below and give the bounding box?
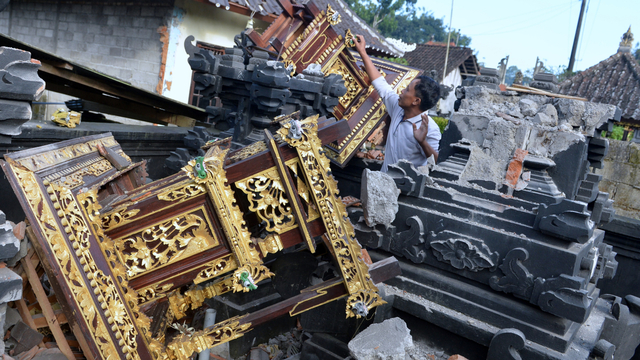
[415,0,640,73]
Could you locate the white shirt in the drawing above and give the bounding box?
[372,77,442,172]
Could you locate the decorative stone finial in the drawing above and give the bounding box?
[618,26,633,53]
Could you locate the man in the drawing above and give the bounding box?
[354,35,441,172]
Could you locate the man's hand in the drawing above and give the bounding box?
[412,113,430,143]
[354,35,366,55]
[412,113,439,162]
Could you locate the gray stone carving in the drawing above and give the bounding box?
[431,238,498,272]
[490,248,535,300]
[534,199,594,244]
[487,328,525,360]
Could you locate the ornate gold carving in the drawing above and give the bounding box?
[157,183,206,202]
[41,158,114,190]
[231,264,274,293]
[115,210,219,278]
[183,147,263,271]
[277,116,385,318]
[256,233,283,257]
[345,29,356,48]
[326,5,341,25]
[193,254,238,284]
[101,208,141,230]
[76,189,153,342]
[327,58,363,108]
[15,137,118,172]
[11,167,124,360]
[235,168,295,234]
[343,86,375,120]
[137,283,174,304]
[166,315,251,360]
[227,141,267,163]
[169,276,236,319]
[53,184,142,358]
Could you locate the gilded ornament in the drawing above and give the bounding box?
[158,182,206,202]
[326,5,341,25]
[235,168,296,234]
[190,146,263,268]
[277,116,384,318]
[345,29,356,48]
[15,137,117,172]
[194,255,238,284]
[166,316,251,360]
[227,141,267,163]
[231,264,275,293]
[256,233,284,257]
[137,283,174,304]
[101,208,141,230]
[116,211,218,278]
[326,59,363,108]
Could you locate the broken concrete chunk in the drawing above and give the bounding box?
[361,169,400,228]
[582,102,618,136]
[539,104,558,122]
[554,98,586,127]
[519,98,538,117]
[448,113,490,146]
[348,317,413,360]
[532,112,557,127]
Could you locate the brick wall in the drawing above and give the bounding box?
[0,0,174,92]
[596,140,640,219]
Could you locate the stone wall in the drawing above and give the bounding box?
[0,0,174,92]
[597,140,640,219]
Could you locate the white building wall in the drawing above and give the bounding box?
[162,0,269,103]
[439,67,462,115]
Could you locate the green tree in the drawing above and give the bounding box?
[343,0,472,47]
[633,42,640,65]
[504,65,520,85]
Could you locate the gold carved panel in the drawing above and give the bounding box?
[234,158,319,235]
[326,58,363,109]
[113,206,220,278]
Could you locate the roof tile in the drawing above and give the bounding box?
[558,52,640,121]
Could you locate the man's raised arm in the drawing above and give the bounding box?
[353,35,381,83]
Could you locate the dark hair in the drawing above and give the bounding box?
[414,75,441,111]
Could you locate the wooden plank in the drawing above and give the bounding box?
[507,84,587,101]
[37,63,206,123]
[21,251,75,360]
[15,299,38,330]
[32,310,68,329]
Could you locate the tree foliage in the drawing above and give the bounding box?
[343,0,472,47]
[634,42,640,65]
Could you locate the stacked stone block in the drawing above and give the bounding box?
[0,0,174,92]
[596,140,640,219]
[0,46,45,142]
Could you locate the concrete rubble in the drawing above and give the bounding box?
[348,317,413,360]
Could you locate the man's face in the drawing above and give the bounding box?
[398,79,420,110]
